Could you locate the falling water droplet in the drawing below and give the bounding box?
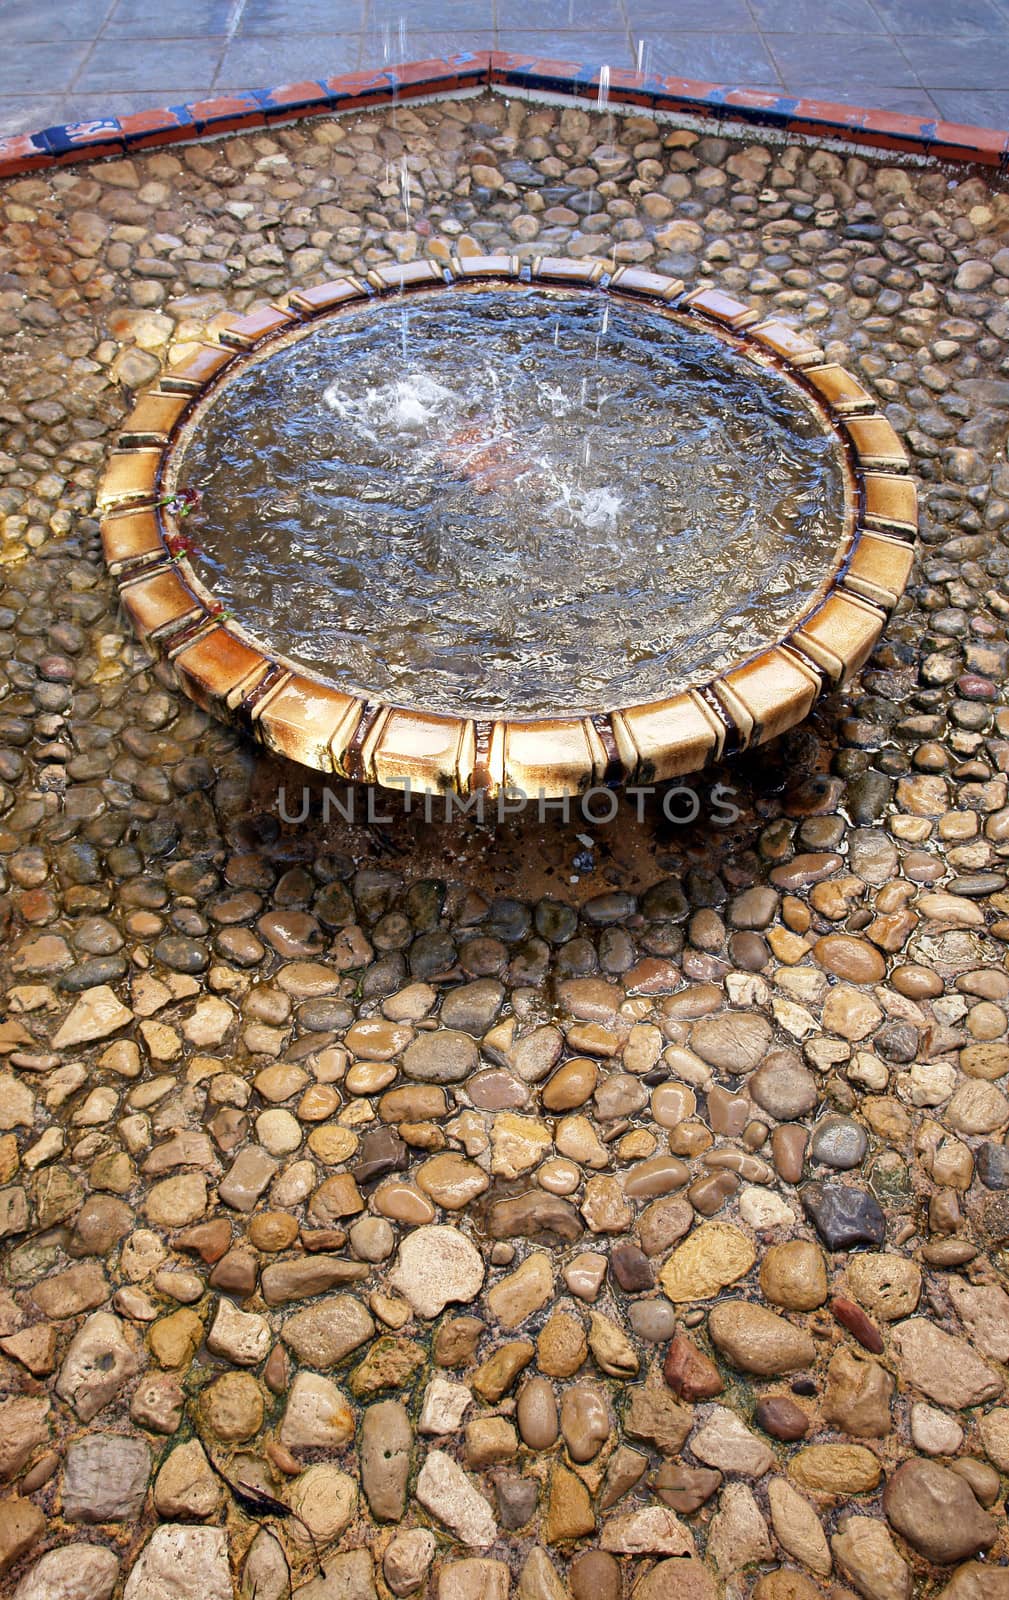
[597,64,610,113]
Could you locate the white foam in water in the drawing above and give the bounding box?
[323,370,458,445]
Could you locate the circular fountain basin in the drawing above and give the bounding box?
[99,258,917,797]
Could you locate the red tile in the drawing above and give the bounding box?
[260,80,332,112]
[187,94,266,133]
[0,134,51,178]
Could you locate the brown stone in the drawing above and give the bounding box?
[823,1348,893,1438]
[883,1459,997,1564]
[708,1301,815,1375]
[663,1335,723,1400]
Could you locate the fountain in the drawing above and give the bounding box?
[98,256,916,797]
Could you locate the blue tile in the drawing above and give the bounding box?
[930,88,1009,125]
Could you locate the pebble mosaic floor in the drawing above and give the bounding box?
[0,86,1008,1600]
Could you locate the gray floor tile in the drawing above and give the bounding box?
[73,40,229,93]
[764,31,920,87]
[627,0,755,28]
[215,36,362,86]
[498,0,624,28]
[644,31,781,83]
[238,0,369,31]
[897,34,1009,89]
[497,31,635,66]
[358,28,493,64]
[787,83,941,114]
[930,87,1009,124]
[0,0,115,41]
[868,0,1008,35]
[0,97,61,135]
[104,0,235,36]
[0,41,91,93]
[747,0,884,32]
[47,90,213,121]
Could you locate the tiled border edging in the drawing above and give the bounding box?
[98,258,917,798]
[1,51,1007,180]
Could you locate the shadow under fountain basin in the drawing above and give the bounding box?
[98,257,917,797]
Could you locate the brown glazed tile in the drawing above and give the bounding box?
[367,261,445,291]
[844,414,909,471]
[118,392,191,442]
[862,472,918,535]
[532,257,606,285]
[288,277,368,313]
[843,530,915,609]
[455,255,518,278]
[749,319,823,368]
[792,592,887,685]
[164,343,236,387]
[612,691,725,783]
[218,304,299,348]
[118,566,203,644]
[682,287,758,329]
[254,674,363,775]
[368,708,476,794]
[100,509,163,574]
[501,718,608,798]
[804,363,875,416]
[715,647,821,746]
[608,266,684,301]
[172,627,270,715]
[97,448,162,510]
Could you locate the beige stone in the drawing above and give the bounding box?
[845,1253,921,1321]
[659,1222,755,1301]
[767,1477,831,1575]
[486,1252,553,1330]
[789,1445,881,1495]
[831,1515,911,1600]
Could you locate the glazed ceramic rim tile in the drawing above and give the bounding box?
[98,258,917,797]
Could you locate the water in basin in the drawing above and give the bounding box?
[173,286,848,718]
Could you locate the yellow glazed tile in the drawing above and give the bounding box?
[289,277,368,312]
[608,266,684,300]
[533,257,606,284]
[101,509,164,573]
[749,319,823,367]
[716,647,820,744]
[370,709,476,793]
[612,691,724,782]
[119,567,202,643]
[367,261,445,291]
[455,255,518,278]
[166,343,236,386]
[682,287,758,328]
[843,530,915,609]
[863,472,918,534]
[255,674,362,773]
[792,591,887,684]
[172,628,269,713]
[119,392,191,441]
[805,364,875,415]
[502,718,604,797]
[845,414,909,470]
[97,450,161,510]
